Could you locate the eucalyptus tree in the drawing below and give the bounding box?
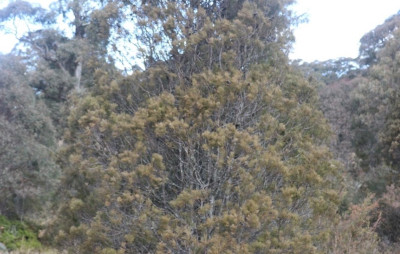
[0,0,124,129]
[0,54,58,219]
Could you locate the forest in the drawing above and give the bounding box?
[0,0,400,253]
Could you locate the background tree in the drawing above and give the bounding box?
[359,11,400,67]
[0,54,59,220]
[0,0,123,131]
[302,11,400,250]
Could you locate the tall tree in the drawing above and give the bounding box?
[53,1,343,253]
[0,0,122,130]
[0,54,59,219]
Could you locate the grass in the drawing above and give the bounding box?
[0,215,41,251]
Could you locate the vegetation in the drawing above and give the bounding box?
[0,215,41,251]
[305,10,400,251]
[0,54,59,220]
[0,0,399,253]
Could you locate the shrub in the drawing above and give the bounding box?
[0,215,41,251]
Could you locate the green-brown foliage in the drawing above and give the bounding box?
[0,54,59,220]
[52,1,344,253]
[2,0,396,253]
[327,196,380,254]
[307,11,400,252]
[0,0,123,132]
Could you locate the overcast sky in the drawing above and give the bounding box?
[1,0,400,63]
[290,0,400,62]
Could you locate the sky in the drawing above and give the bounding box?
[290,0,400,62]
[1,0,400,63]
[0,0,55,53]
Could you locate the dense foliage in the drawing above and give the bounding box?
[1,0,400,253]
[52,1,345,253]
[308,11,400,250]
[0,54,59,219]
[0,215,41,251]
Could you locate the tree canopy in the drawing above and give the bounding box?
[49,1,347,253]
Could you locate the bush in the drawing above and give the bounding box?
[0,215,41,251]
[376,185,400,243]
